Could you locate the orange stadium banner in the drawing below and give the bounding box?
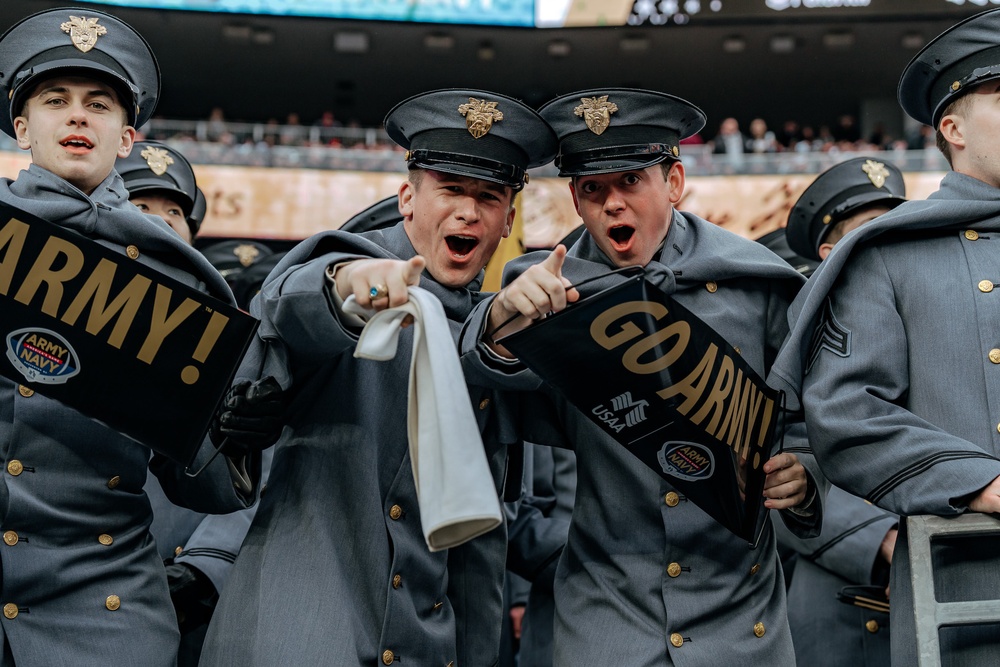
[0,151,947,249]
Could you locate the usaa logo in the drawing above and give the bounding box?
[6,328,80,385]
[657,442,715,481]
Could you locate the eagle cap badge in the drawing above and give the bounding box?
[862,159,889,189]
[458,98,503,139]
[140,146,174,176]
[60,16,108,54]
[233,244,261,268]
[574,96,619,135]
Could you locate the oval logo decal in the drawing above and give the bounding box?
[6,328,80,384]
[657,441,715,481]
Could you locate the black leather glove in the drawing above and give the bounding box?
[165,562,218,631]
[210,376,286,455]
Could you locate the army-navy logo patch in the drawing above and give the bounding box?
[140,146,174,176]
[806,298,851,374]
[574,96,618,136]
[862,159,889,189]
[60,16,107,53]
[458,98,503,139]
[6,328,80,384]
[658,442,715,481]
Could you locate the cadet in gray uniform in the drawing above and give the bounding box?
[770,10,1000,666]
[200,89,557,666]
[118,141,268,666]
[464,88,822,666]
[778,157,908,667]
[0,8,261,666]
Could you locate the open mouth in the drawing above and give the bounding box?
[445,235,479,259]
[608,225,635,249]
[60,137,93,151]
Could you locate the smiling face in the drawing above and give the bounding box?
[13,75,135,195]
[570,162,684,268]
[400,169,515,288]
[131,192,192,245]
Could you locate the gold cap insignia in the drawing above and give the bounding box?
[574,96,618,136]
[233,244,261,268]
[862,159,889,188]
[458,98,503,139]
[140,146,174,176]
[60,16,108,54]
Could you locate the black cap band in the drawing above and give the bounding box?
[929,45,1000,125]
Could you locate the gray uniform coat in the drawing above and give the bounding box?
[770,170,1000,667]
[0,165,256,667]
[462,211,822,667]
[775,486,895,666]
[200,223,517,667]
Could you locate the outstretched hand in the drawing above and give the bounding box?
[334,256,426,311]
[486,245,579,357]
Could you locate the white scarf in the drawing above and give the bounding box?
[345,287,502,551]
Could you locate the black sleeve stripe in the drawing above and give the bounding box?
[867,451,998,505]
[808,514,893,560]
[177,548,238,563]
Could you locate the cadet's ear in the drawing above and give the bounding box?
[818,242,834,261]
[118,126,136,158]
[666,161,685,205]
[13,116,31,150]
[939,114,965,151]
[398,180,415,219]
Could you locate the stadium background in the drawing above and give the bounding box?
[0,0,990,249]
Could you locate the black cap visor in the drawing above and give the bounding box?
[409,149,525,190]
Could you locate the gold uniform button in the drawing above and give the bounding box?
[669,632,684,648]
[990,349,1000,364]
[866,619,880,633]
[979,280,994,293]
[106,595,121,611]
[750,563,761,575]
[664,491,680,507]
[966,230,980,241]
[98,534,113,546]
[381,649,394,665]
[705,281,718,293]
[754,622,766,638]
[667,562,682,578]
[479,398,490,410]
[3,604,17,619]
[2,531,17,546]
[389,504,403,520]
[433,601,444,610]
[7,460,23,476]
[17,385,33,398]
[174,546,183,557]
[392,574,402,589]
[107,476,121,490]
[822,214,833,225]
[125,245,140,260]
[733,346,741,355]
[997,422,1000,434]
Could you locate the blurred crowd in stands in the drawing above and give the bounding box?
[0,105,949,175]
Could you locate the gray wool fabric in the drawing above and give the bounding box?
[200,221,518,666]
[771,170,1000,666]
[463,211,823,666]
[0,164,254,666]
